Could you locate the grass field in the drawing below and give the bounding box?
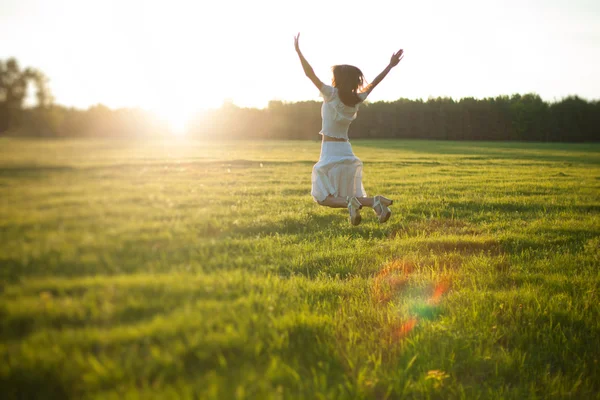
[1,138,599,399]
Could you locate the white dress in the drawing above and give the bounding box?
[311,84,369,202]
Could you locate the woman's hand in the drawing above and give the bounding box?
[294,33,301,54]
[363,48,404,96]
[389,49,404,67]
[293,32,324,90]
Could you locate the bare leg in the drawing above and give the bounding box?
[356,197,375,208]
[317,195,349,208]
[318,195,392,214]
[357,197,384,216]
[358,196,393,216]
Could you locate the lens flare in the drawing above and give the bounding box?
[372,260,414,305]
[429,281,450,305]
[370,259,451,342]
[393,318,418,340]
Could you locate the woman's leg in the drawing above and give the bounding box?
[357,197,382,216]
[357,196,393,215]
[317,195,349,208]
[356,197,374,208]
[318,195,373,208]
[318,195,362,225]
[317,195,393,216]
[317,196,387,210]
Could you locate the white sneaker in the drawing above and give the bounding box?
[346,196,362,226]
[374,195,393,223]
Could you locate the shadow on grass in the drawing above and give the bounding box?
[389,218,483,237]
[1,367,69,400]
[448,201,600,216]
[492,273,594,295]
[419,238,501,255]
[0,159,316,176]
[494,310,600,378]
[500,233,600,254]
[0,285,248,342]
[230,212,391,240]
[0,259,26,284]
[0,165,76,179]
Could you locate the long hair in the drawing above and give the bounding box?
[332,65,366,107]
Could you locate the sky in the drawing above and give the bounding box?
[1,0,600,129]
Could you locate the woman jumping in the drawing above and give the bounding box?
[294,33,404,226]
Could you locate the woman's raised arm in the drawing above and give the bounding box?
[294,33,324,91]
[362,49,404,96]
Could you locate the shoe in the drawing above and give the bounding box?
[374,195,392,223]
[346,196,362,226]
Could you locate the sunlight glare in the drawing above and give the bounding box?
[152,92,222,137]
[153,105,189,137]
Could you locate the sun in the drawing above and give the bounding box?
[162,109,189,137]
[152,103,192,137]
[153,95,221,137]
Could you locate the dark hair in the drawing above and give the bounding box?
[332,65,366,107]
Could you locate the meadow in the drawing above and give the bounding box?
[1,138,599,399]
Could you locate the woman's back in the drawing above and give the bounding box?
[319,85,368,140]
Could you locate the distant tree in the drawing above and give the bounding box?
[0,58,51,133]
[548,96,599,142]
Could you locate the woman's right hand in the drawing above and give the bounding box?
[294,33,301,54]
[389,49,404,67]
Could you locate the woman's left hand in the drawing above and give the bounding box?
[389,49,404,67]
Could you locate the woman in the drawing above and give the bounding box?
[294,33,404,226]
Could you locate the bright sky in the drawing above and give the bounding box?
[2,0,600,130]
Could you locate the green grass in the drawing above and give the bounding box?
[1,138,599,399]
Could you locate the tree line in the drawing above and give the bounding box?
[2,58,599,141]
[0,58,169,138]
[188,96,600,142]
